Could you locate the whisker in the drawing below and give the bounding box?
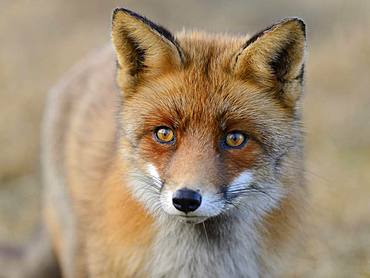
[216,180,284,213]
[202,222,210,247]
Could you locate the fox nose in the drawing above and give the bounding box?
[172,188,202,213]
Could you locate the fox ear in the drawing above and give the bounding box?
[232,18,306,107]
[111,8,184,94]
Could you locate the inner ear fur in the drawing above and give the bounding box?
[232,18,306,106]
[111,8,184,93]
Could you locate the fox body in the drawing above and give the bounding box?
[39,8,307,278]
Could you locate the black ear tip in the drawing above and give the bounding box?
[284,17,306,36]
[292,17,306,34]
[112,7,140,21]
[112,8,124,21]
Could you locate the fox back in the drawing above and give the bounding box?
[42,8,306,277]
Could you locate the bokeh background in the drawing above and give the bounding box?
[1,0,370,276]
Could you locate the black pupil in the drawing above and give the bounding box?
[231,133,241,143]
[161,129,169,137]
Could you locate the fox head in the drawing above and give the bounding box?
[111,8,306,224]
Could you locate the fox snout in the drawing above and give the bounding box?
[152,139,227,220]
[159,177,223,220]
[160,187,223,223]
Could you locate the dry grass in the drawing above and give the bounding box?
[1,0,370,276]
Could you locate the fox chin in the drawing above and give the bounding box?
[0,7,307,278]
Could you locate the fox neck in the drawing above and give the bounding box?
[149,213,263,278]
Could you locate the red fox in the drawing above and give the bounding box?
[2,8,307,278]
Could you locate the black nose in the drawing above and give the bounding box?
[172,189,202,213]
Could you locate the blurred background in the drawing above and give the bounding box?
[1,0,370,276]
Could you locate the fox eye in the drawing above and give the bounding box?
[154,127,175,144]
[224,132,248,149]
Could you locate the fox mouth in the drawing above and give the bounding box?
[174,215,209,224]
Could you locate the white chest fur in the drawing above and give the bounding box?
[148,216,261,278]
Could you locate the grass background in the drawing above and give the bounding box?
[1,0,370,276]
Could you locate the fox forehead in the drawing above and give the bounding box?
[175,31,245,75]
[124,75,275,134]
[122,75,294,155]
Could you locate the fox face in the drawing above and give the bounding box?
[112,9,305,224]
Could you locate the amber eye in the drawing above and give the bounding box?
[155,127,175,144]
[225,132,248,148]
